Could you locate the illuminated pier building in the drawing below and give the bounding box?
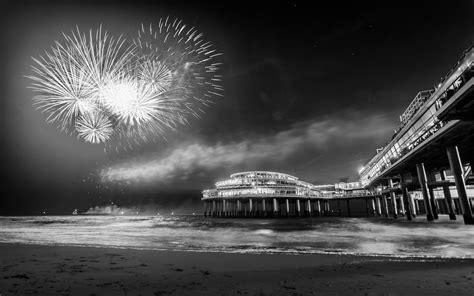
[202,171,374,217]
[203,171,320,217]
[202,46,474,223]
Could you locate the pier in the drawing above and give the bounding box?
[202,46,474,224]
[358,46,474,224]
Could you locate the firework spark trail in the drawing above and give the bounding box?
[28,18,223,150]
[134,18,224,117]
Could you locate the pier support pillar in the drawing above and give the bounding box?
[388,179,398,219]
[346,199,351,217]
[212,200,216,217]
[272,198,278,216]
[375,196,382,216]
[382,195,389,218]
[223,200,227,217]
[398,196,405,216]
[325,200,330,214]
[262,199,266,217]
[400,174,413,221]
[296,199,301,216]
[416,163,435,221]
[317,200,322,216]
[249,199,253,217]
[409,194,417,217]
[285,199,290,216]
[414,197,420,215]
[440,170,456,220]
[428,186,439,219]
[402,187,413,221]
[371,198,376,216]
[427,172,439,220]
[447,146,474,224]
[306,200,311,216]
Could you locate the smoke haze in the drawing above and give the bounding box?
[101,111,395,185]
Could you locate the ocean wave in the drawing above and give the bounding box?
[0,215,473,259]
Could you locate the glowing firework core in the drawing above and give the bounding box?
[99,79,159,125]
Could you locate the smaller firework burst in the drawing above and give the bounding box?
[75,111,114,144]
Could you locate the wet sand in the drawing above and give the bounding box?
[0,243,473,295]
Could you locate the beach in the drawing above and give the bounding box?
[1,243,473,295]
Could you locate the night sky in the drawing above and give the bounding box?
[1,0,473,214]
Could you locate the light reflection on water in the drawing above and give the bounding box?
[0,215,472,258]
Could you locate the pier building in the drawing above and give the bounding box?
[358,46,474,224]
[202,171,321,217]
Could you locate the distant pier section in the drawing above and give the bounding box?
[202,171,375,217]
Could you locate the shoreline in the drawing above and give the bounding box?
[1,242,473,295]
[2,240,474,260]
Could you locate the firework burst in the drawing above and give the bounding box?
[28,18,223,150]
[76,111,114,144]
[29,27,134,130]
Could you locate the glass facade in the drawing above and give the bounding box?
[202,171,320,200]
[360,47,474,186]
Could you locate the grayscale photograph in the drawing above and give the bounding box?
[1,0,473,295]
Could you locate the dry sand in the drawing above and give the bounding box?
[0,243,473,295]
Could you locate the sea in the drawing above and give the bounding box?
[0,215,473,259]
